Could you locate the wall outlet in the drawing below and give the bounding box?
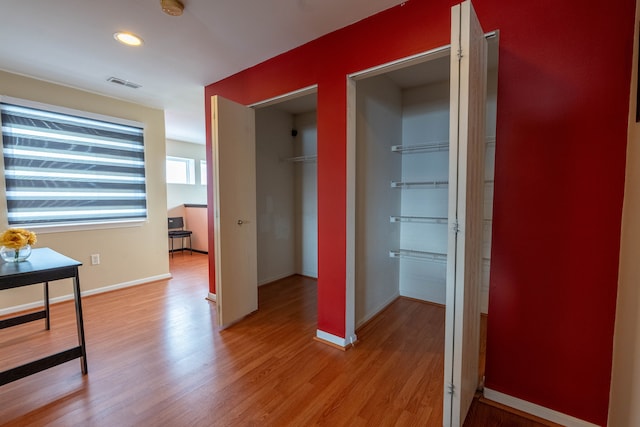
[91,254,100,265]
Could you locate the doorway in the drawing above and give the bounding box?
[252,89,319,286]
[351,50,453,327]
[210,87,319,328]
[349,39,498,324]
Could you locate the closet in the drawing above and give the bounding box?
[254,92,318,285]
[354,53,449,324]
[353,42,497,327]
[211,89,318,329]
[347,5,498,420]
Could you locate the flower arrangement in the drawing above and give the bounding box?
[0,228,37,262]
[1,228,37,249]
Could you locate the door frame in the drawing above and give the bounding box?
[250,84,320,290]
[249,85,318,109]
[345,44,453,348]
[210,86,319,327]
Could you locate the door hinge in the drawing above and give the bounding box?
[457,47,463,61]
[447,382,455,395]
[451,221,460,234]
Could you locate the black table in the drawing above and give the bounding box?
[0,247,87,386]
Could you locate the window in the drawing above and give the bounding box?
[166,156,195,184]
[0,99,147,228]
[200,160,207,186]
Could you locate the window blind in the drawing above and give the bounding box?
[1,102,147,226]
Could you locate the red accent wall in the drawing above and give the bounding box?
[205,0,635,424]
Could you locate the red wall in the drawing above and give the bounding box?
[205,0,635,424]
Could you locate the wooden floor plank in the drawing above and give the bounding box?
[0,253,544,426]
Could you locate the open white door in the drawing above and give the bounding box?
[444,1,488,426]
[211,95,258,328]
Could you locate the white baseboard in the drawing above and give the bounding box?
[356,292,399,329]
[0,299,48,317]
[82,273,172,298]
[298,270,318,279]
[399,288,445,306]
[206,292,216,302]
[0,273,172,316]
[315,330,357,349]
[483,388,599,427]
[257,271,296,286]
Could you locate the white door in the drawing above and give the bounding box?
[211,95,258,328]
[443,1,488,426]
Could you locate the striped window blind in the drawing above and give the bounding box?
[1,101,147,227]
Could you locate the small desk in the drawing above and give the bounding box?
[0,248,87,386]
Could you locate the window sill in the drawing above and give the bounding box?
[20,219,147,235]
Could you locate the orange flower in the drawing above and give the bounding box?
[0,228,37,249]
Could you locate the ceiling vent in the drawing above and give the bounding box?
[106,77,142,89]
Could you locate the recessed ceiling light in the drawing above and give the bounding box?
[114,32,143,47]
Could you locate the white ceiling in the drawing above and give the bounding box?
[0,0,406,144]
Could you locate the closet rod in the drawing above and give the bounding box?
[391,142,449,153]
[391,180,448,189]
[391,136,495,154]
[390,216,448,224]
[391,217,493,225]
[281,154,317,163]
[389,249,447,263]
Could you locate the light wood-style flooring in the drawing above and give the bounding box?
[0,252,547,426]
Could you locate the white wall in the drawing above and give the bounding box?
[294,111,318,278]
[399,80,450,304]
[396,65,496,311]
[355,75,402,327]
[608,0,640,423]
[255,108,296,284]
[166,138,207,219]
[0,70,169,312]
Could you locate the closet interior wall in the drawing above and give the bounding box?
[293,111,318,278]
[355,47,497,328]
[355,74,403,326]
[255,98,318,286]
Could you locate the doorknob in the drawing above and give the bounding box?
[237,219,244,225]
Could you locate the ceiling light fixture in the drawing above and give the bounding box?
[161,0,184,16]
[113,32,144,47]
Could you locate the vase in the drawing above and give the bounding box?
[0,244,32,262]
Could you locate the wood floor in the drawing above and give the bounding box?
[0,252,546,426]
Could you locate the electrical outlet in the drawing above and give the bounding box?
[91,254,100,265]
